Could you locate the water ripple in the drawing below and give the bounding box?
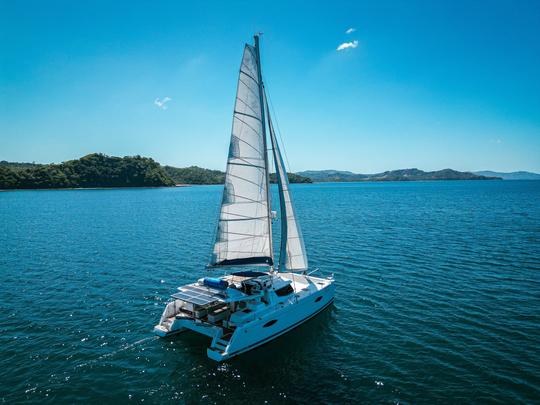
[1,181,539,403]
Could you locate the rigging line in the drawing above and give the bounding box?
[266,83,291,171]
[264,83,292,173]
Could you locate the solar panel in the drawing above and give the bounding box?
[171,284,226,306]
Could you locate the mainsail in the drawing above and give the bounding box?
[209,41,273,267]
[265,90,309,271]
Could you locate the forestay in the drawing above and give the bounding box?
[265,91,309,271]
[210,44,273,267]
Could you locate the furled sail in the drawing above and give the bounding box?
[209,43,273,267]
[265,90,309,271]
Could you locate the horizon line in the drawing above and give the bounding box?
[1,154,538,175]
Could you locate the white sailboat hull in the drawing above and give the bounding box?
[208,279,335,361]
[154,273,335,362]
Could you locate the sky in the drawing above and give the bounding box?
[1,0,539,173]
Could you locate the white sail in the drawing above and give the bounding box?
[210,44,273,267]
[265,91,309,271]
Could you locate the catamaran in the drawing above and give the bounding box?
[154,35,335,361]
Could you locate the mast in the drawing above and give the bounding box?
[254,34,274,270]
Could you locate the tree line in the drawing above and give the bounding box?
[0,154,175,189]
[0,153,312,189]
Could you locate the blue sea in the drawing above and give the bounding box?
[1,181,539,403]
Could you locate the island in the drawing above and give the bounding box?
[0,154,175,189]
[0,153,313,190]
[297,168,501,182]
[473,170,540,180]
[2,155,512,190]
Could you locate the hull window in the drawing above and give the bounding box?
[315,296,323,302]
[263,319,278,328]
[275,284,294,297]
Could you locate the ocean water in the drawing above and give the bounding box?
[1,181,539,404]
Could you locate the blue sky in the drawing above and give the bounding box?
[1,0,539,172]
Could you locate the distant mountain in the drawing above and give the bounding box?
[474,171,540,180]
[297,170,368,182]
[163,165,225,185]
[297,168,501,182]
[269,172,312,184]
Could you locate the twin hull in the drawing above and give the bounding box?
[157,280,335,362]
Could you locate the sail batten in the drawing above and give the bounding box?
[234,111,262,121]
[209,43,273,268]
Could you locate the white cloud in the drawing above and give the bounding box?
[346,28,356,34]
[154,97,172,110]
[336,40,359,51]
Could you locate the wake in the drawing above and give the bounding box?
[74,336,157,370]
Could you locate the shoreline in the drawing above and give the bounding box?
[0,178,519,192]
[0,184,192,192]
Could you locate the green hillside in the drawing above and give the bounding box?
[0,155,313,189]
[163,166,225,185]
[0,154,175,189]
